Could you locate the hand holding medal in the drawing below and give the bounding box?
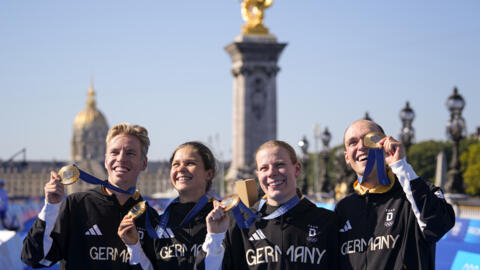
[44,165,81,204]
[45,171,66,204]
[360,132,404,186]
[127,201,147,219]
[117,201,147,246]
[58,165,80,185]
[359,132,390,185]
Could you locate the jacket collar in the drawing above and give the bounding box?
[353,167,396,195]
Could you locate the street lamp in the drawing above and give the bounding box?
[364,111,372,121]
[445,87,466,194]
[313,124,321,197]
[320,127,331,193]
[298,135,309,195]
[399,101,415,153]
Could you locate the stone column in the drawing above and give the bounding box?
[224,35,286,192]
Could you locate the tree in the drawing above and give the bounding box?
[460,141,480,196]
[407,140,450,183]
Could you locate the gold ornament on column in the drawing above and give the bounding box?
[241,0,274,35]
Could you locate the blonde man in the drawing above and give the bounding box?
[22,123,156,270]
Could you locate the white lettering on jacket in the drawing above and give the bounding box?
[340,234,400,255]
[159,244,186,259]
[89,246,130,263]
[157,243,202,260]
[245,245,326,266]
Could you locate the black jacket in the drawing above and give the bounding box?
[335,178,455,270]
[151,201,213,269]
[198,197,338,270]
[21,186,156,270]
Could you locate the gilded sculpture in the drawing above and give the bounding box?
[241,0,274,35]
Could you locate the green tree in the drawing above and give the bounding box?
[460,141,480,196]
[407,138,477,184]
[407,140,450,183]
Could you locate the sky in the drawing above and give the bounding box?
[0,0,479,163]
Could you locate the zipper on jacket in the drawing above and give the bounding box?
[365,191,370,270]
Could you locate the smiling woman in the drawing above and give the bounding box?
[118,141,218,269]
[169,142,217,203]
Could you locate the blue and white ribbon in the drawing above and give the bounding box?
[74,164,136,194]
[358,148,390,186]
[145,194,209,238]
[232,195,300,229]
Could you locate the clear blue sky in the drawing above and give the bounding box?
[1,1,479,162]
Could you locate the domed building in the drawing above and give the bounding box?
[0,82,172,198]
[67,84,109,194]
[71,84,109,163]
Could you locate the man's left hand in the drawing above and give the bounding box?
[378,136,405,165]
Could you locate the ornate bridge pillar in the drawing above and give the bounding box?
[224,35,286,192]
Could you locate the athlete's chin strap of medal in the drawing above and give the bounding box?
[73,164,136,194]
[358,148,390,186]
[144,194,209,238]
[231,194,300,229]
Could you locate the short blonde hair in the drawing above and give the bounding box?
[255,140,298,168]
[106,123,150,158]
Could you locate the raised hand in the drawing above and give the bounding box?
[378,136,405,165]
[45,171,65,204]
[206,200,229,234]
[117,215,139,245]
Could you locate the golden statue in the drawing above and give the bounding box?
[241,0,274,35]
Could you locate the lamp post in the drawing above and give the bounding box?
[319,127,331,193]
[298,136,309,195]
[445,87,466,194]
[399,101,415,153]
[313,124,321,197]
[364,111,372,121]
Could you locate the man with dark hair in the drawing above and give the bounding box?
[335,119,455,269]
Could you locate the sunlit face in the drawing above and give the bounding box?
[255,146,301,206]
[344,120,382,177]
[170,146,213,197]
[105,134,147,190]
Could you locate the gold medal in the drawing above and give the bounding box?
[58,165,80,185]
[220,194,240,211]
[364,132,386,149]
[127,201,146,219]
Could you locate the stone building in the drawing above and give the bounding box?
[0,84,173,198]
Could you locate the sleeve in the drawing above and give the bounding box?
[21,198,67,267]
[127,241,154,270]
[390,158,455,242]
[135,205,160,270]
[195,232,227,270]
[195,216,237,270]
[202,232,225,270]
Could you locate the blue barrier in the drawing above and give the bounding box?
[437,218,480,270]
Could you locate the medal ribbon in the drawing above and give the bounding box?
[145,194,209,238]
[358,149,390,185]
[74,164,136,194]
[231,194,300,229]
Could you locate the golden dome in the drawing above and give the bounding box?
[73,84,108,129]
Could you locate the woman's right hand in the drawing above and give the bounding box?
[206,200,229,234]
[118,215,139,245]
[45,171,65,204]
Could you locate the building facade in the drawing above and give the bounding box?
[0,84,173,198]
